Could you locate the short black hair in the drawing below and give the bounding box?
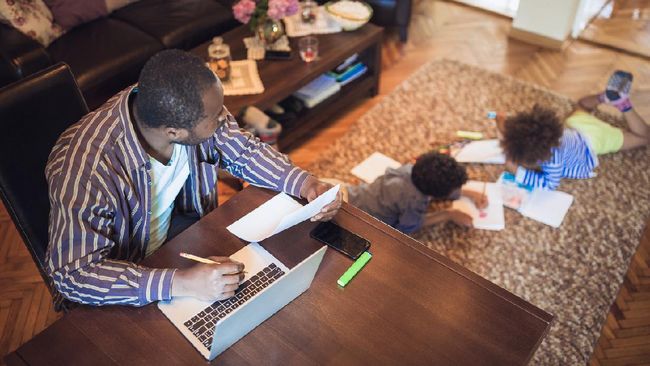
[135,49,217,129]
[501,104,563,166]
[411,152,468,198]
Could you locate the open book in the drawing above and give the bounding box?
[451,181,505,231]
[498,173,573,228]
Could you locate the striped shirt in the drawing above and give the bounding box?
[514,128,598,190]
[45,86,310,306]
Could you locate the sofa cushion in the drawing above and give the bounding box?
[45,0,106,30]
[111,0,237,50]
[0,0,64,46]
[47,18,162,106]
[44,0,139,31]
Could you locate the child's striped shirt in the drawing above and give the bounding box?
[514,128,597,190]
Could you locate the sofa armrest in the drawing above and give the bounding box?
[0,23,52,87]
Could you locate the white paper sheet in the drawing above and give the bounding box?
[453,139,506,164]
[518,189,574,228]
[452,181,505,231]
[227,185,340,242]
[495,173,574,228]
[350,152,402,184]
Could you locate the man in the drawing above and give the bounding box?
[46,50,341,307]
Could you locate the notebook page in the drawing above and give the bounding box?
[452,181,505,231]
[454,139,506,164]
[350,152,401,184]
[518,189,574,228]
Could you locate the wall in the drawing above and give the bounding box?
[512,0,581,42]
[572,0,610,37]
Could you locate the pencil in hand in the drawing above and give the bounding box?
[179,252,247,273]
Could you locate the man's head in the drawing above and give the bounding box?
[411,152,468,199]
[497,104,563,167]
[134,49,227,145]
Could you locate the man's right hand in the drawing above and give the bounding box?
[171,257,245,302]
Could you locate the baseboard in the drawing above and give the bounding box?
[508,27,569,50]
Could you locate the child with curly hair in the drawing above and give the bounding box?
[496,70,649,190]
[346,152,487,233]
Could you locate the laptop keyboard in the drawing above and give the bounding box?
[183,263,285,349]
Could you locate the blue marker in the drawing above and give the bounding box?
[487,111,497,119]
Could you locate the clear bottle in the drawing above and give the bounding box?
[301,0,318,24]
[208,37,231,82]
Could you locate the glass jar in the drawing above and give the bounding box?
[301,0,318,24]
[208,37,231,81]
[256,18,285,45]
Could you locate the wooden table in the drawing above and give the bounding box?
[191,24,383,150]
[7,187,552,365]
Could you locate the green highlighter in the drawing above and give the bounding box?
[337,251,372,287]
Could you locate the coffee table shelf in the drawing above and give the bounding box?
[192,23,383,151]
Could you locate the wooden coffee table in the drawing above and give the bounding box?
[191,24,383,150]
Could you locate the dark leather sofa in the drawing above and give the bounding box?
[0,0,238,110]
[0,0,411,110]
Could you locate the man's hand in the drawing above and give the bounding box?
[172,257,244,302]
[446,209,473,227]
[299,176,343,221]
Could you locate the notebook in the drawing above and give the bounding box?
[451,180,505,231]
[497,173,574,228]
[350,152,402,184]
[453,139,506,164]
[518,190,574,228]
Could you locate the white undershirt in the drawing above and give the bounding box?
[146,144,190,256]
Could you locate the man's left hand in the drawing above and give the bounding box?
[300,176,342,221]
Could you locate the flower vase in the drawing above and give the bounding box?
[255,18,285,45]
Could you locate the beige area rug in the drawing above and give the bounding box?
[308,60,650,364]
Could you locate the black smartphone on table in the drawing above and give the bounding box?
[265,50,293,60]
[310,221,370,260]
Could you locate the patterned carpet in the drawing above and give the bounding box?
[308,60,650,364]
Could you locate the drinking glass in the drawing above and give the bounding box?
[299,36,318,63]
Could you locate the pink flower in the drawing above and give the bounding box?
[233,0,257,24]
[267,0,299,20]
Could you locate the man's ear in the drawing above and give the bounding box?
[164,127,187,141]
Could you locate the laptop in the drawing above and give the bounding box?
[158,242,327,360]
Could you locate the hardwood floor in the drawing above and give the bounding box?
[1,0,649,363]
[590,224,650,366]
[580,0,650,59]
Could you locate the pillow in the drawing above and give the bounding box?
[0,0,65,46]
[44,0,137,31]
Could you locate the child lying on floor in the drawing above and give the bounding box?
[495,70,649,190]
[342,152,487,233]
